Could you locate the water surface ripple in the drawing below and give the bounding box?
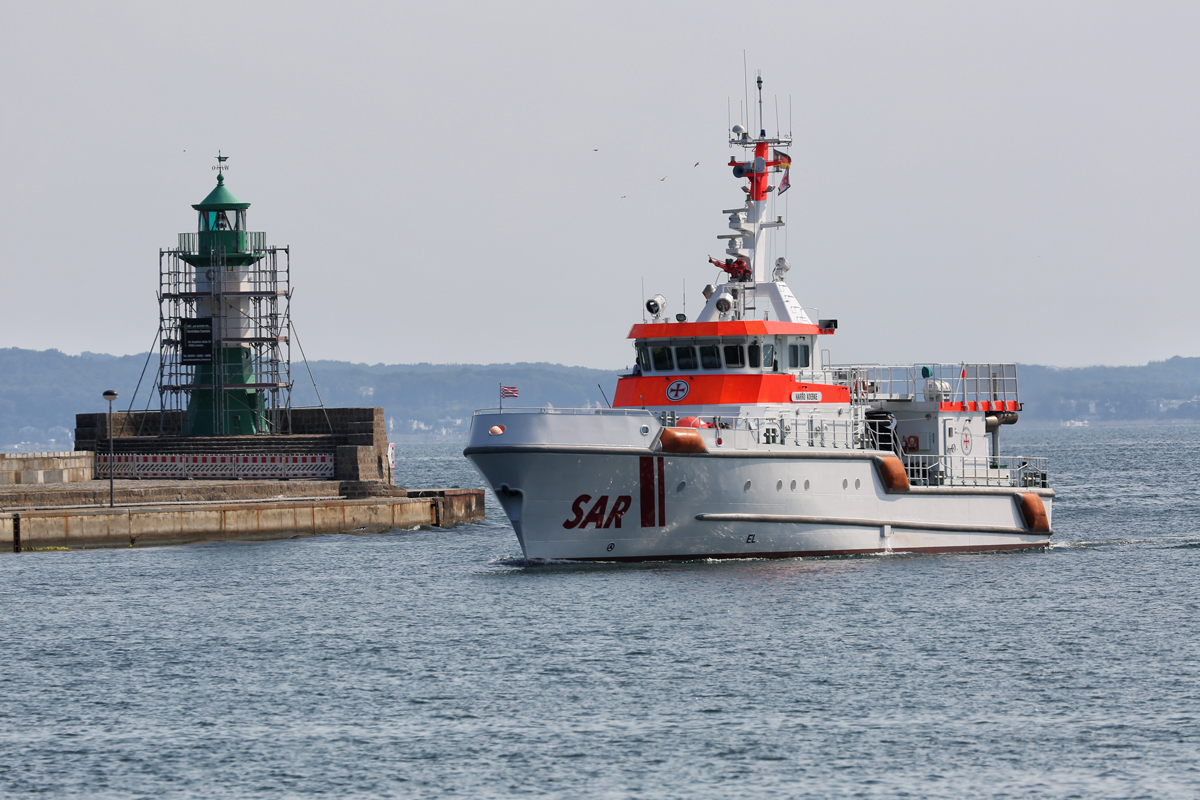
[2,425,1198,798]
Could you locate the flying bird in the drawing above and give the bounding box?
[694,162,699,167]
[660,176,667,181]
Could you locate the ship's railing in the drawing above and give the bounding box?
[658,408,872,451]
[826,363,1020,408]
[471,408,1049,482]
[474,407,653,418]
[902,454,1049,488]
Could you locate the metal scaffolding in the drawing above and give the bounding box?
[156,235,293,436]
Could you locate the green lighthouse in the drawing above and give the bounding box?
[160,155,291,437]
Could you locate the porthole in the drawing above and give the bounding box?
[855,478,861,490]
[842,478,848,490]
[790,479,797,491]
[804,479,810,491]
[776,480,783,491]
[744,480,752,492]
[640,425,650,435]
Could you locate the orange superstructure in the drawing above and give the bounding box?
[613,374,849,407]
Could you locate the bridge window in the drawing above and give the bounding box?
[699,345,721,369]
[637,346,651,372]
[762,343,775,370]
[651,346,674,371]
[723,345,745,368]
[788,344,810,369]
[675,346,698,371]
[748,344,760,368]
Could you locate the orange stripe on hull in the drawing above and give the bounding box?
[612,374,850,406]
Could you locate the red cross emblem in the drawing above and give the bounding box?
[666,379,690,402]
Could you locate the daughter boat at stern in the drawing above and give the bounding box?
[465,82,1053,562]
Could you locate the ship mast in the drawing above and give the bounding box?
[724,75,790,283]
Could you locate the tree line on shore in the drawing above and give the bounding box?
[3,347,1200,445]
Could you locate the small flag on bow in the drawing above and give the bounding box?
[500,386,519,398]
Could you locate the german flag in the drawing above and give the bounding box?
[772,149,792,170]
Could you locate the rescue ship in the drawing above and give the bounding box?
[464,79,1053,561]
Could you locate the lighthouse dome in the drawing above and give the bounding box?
[192,173,250,211]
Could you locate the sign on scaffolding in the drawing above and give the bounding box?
[180,317,214,365]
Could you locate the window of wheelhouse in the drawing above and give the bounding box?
[762,343,775,371]
[675,346,698,371]
[788,340,811,369]
[699,345,721,369]
[723,345,745,368]
[636,345,651,372]
[650,346,674,371]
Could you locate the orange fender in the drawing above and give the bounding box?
[875,456,910,492]
[1019,493,1050,532]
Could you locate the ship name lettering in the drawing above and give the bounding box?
[563,494,632,529]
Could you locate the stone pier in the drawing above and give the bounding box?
[0,480,484,552]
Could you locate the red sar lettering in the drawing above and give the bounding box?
[562,494,632,529]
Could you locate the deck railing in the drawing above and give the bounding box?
[475,407,653,418]
[902,454,1049,488]
[829,363,1020,408]
[472,408,1049,486]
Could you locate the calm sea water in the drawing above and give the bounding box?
[2,425,1199,799]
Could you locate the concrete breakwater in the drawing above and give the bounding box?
[1,482,484,551]
[0,452,93,485]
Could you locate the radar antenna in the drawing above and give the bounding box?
[757,74,764,137]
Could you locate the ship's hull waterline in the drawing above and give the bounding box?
[465,445,1053,562]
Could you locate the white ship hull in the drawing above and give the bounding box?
[465,411,1052,562]
[464,87,1055,562]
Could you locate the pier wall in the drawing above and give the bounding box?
[0,452,93,485]
[75,408,392,483]
[0,489,484,551]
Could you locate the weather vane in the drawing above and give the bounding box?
[212,151,229,172]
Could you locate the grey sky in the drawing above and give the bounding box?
[2,1,1197,369]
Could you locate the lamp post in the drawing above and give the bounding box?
[102,390,118,508]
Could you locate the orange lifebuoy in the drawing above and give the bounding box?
[904,435,919,453]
